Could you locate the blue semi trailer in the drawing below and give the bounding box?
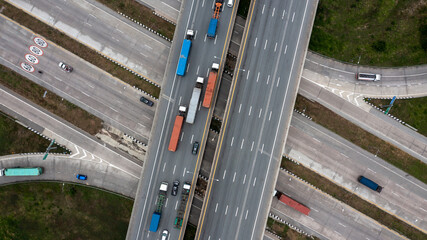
[358,176,383,193]
[207,19,218,38]
[176,30,194,76]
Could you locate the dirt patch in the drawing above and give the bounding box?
[96,124,146,161]
[0,65,103,135]
[97,0,175,40]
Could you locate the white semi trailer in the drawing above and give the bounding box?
[186,77,204,124]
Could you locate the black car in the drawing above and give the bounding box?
[140,96,154,106]
[192,141,199,155]
[172,180,180,196]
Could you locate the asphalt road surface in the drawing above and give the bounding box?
[0,85,141,180]
[286,114,427,232]
[272,171,407,240]
[9,0,170,85]
[126,0,237,239]
[196,0,318,239]
[0,155,139,198]
[0,15,154,143]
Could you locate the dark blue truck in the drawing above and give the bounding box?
[358,176,383,193]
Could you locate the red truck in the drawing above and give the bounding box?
[202,63,219,108]
[276,191,310,216]
[168,106,187,152]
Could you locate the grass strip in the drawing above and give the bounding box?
[0,182,133,240]
[267,218,318,240]
[1,0,160,98]
[0,111,69,155]
[97,0,175,40]
[309,0,427,67]
[0,65,103,135]
[366,97,427,137]
[294,95,427,184]
[281,158,426,240]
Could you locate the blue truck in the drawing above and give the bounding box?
[176,30,194,76]
[149,182,168,232]
[358,176,383,193]
[207,2,222,38]
[207,19,218,38]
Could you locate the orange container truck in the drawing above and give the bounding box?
[168,106,187,152]
[202,63,219,108]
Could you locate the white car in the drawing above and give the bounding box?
[161,230,169,240]
[58,62,73,72]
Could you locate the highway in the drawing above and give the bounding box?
[0,154,139,198]
[286,113,427,232]
[196,0,318,239]
[9,0,170,85]
[299,77,427,163]
[272,170,407,240]
[126,0,237,239]
[0,14,154,143]
[0,84,141,180]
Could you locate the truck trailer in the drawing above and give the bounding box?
[149,182,168,232]
[358,176,383,193]
[0,167,43,176]
[168,106,187,152]
[276,191,310,215]
[174,182,191,228]
[202,63,219,108]
[186,77,204,124]
[207,2,222,38]
[176,30,194,76]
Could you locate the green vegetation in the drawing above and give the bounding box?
[184,223,197,240]
[0,0,160,97]
[0,65,103,135]
[210,117,222,132]
[281,158,426,240]
[310,0,427,66]
[294,95,427,184]
[97,0,175,39]
[366,97,427,136]
[0,111,69,155]
[237,0,251,18]
[0,182,133,240]
[266,217,318,240]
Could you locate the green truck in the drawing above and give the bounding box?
[174,182,191,228]
[0,167,43,176]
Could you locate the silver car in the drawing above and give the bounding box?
[161,229,169,240]
[58,62,73,72]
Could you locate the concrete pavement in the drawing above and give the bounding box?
[7,0,170,85]
[304,51,427,99]
[0,14,154,143]
[136,0,180,24]
[298,77,427,163]
[273,170,407,240]
[286,113,427,232]
[0,84,142,179]
[0,154,139,198]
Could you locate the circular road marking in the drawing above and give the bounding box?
[25,54,39,64]
[21,62,35,72]
[33,37,48,48]
[29,45,44,56]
